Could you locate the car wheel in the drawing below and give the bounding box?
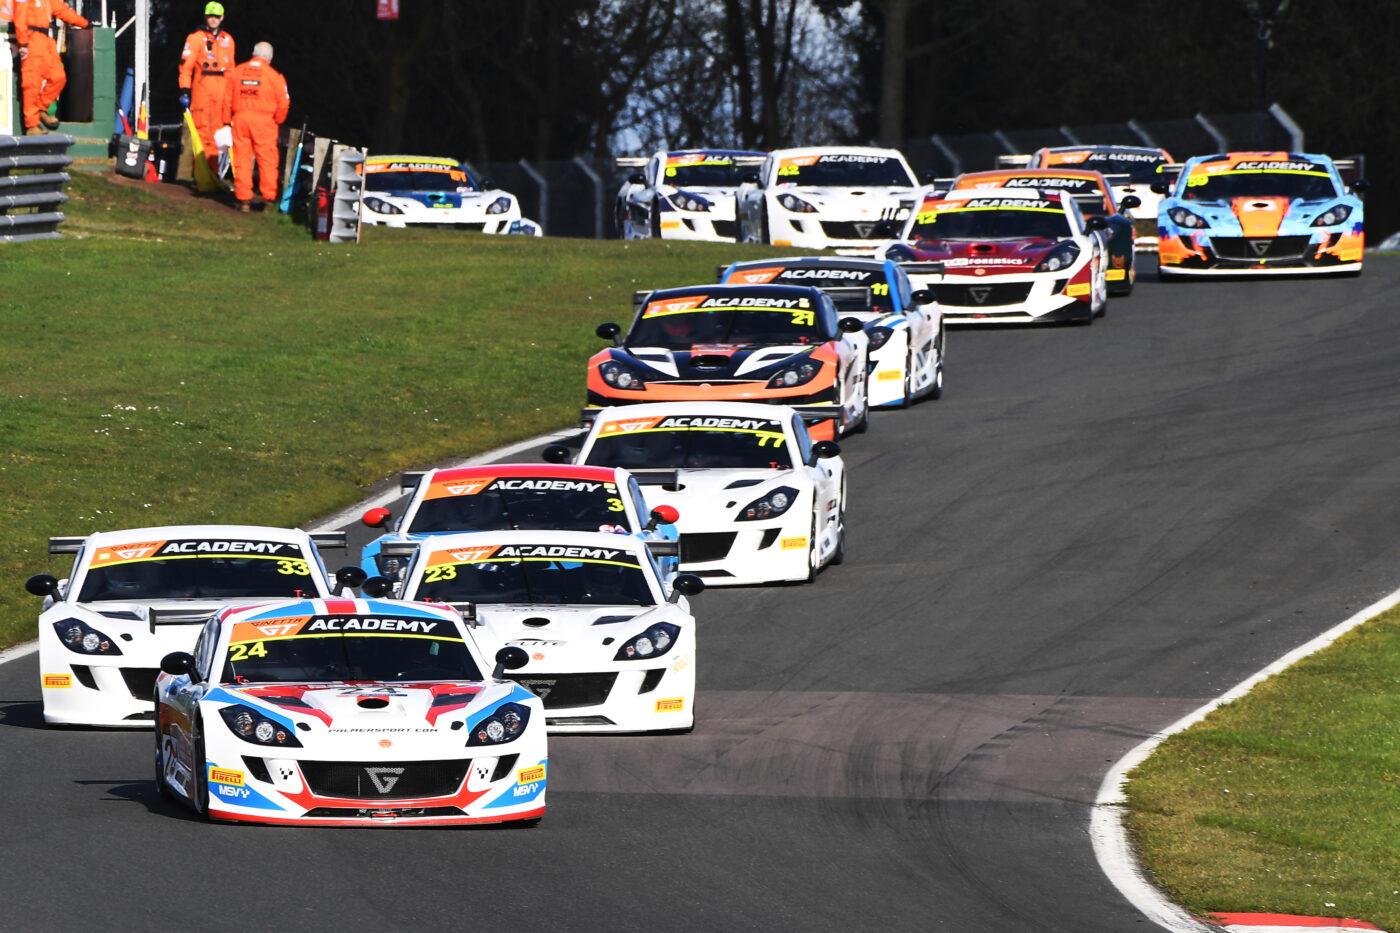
[650,200,661,239]
[805,514,819,583]
[191,716,210,818]
[929,361,944,400]
[830,507,846,566]
[153,699,178,803]
[760,204,771,244]
[897,351,913,408]
[849,389,870,434]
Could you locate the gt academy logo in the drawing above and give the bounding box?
[960,197,1056,210]
[655,415,782,431]
[435,477,493,496]
[698,296,809,309]
[1231,160,1321,173]
[774,268,871,282]
[444,546,498,563]
[643,296,705,317]
[1001,177,1092,190]
[365,767,404,794]
[490,479,604,493]
[819,154,892,164]
[599,417,660,436]
[92,541,164,562]
[305,617,442,633]
[495,545,629,561]
[157,539,297,555]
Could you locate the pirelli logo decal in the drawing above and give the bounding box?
[780,536,808,550]
[208,766,245,786]
[43,674,72,688]
[654,697,685,713]
[518,764,547,784]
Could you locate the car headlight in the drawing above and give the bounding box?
[486,196,512,215]
[1034,242,1081,273]
[600,359,647,390]
[777,193,818,213]
[363,196,403,215]
[1167,207,1209,228]
[53,618,122,655]
[766,358,821,388]
[466,702,531,746]
[613,622,680,660]
[1312,204,1353,226]
[736,485,798,521]
[219,704,303,747]
[865,325,894,351]
[670,190,710,212]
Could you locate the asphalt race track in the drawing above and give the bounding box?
[5,258,1400,931]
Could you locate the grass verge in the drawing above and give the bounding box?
[1124,604,1400,928]
[1,170,795,649]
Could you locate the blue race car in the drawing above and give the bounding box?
[1155,151,1366,277]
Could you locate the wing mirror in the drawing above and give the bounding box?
[669,573,705,602]
[335,565,368,595]
[362,506,392,528]
[628,172,645,185]
[361,575,395,598]
[838,317,865,334]
[25,573,60,598]
[647,504,680,529]
[493,646,529,679]
[1118,194,1141,211]
[1084,215,1109,232]
[160,651,198,677]
[596,321,623,345]
[812,440,841,460]
[542,444,574,464]
[911,289,935,305]
[1150,181,1170,195]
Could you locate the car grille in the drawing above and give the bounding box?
[1209,235,1312,261]
[510,673,617,709]
[434,222,486,232]
[681,532,737,563]
[711,220,737,239]
[930,282,1033,307]
[819,220,904,240]
[298,760,471,800]
[121,667,160,701]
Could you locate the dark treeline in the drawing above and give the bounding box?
[107,0,1398,234]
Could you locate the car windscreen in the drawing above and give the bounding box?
[910,199,1073,240]
[586,415,792,470]
[221,627,481,683]
[775,154,914,187]
[757,267,893,314]
[408,478,631,533]
[412,545,655,606]
[665,155,753,188]
[629,292,826,348]
[1181,165,1339,201]
[1074,155,1165,183]
[79,543,317,601]
[365,168,477,193]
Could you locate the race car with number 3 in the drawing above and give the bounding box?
[587,283,870,441]
[153,597,546,826]
[550,402,846,586]
[384,530,702,734]
[886,187,1108,325]
[1155,151,1366,278]
[359,464,679,583]
[735,146,920,251]
[25,524,359,728]
[719,256,945,407]
[614,148,765,241]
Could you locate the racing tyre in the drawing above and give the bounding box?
[650,200,662,239]
[849,376,871,434]
[805,515,819,583]
[760,205,771,244]
[929,361,944,401]
[190,716,210,819]
[897,352,913,408]
[830,503,846,566]
[153,700,177,803]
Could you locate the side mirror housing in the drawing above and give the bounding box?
[25,573,60,598]
[812,440,841,460]
[362,506,392,528]
[335,566,368,593]
[669,573,704,602]
[1118,194,1142,210]
[740,172,760,185]
[911,289,935,305]
[1084,215,1109,232]
[542,444,573,464]
[628,172,645,185]
[596,322,622,344]
[493,645,529,679]
[1351,178,1370,194]
[160,651,198,677]
[838,317,865,334]
[648,504,680,528]
[361,576,395,598]
[1150,181,1170,195]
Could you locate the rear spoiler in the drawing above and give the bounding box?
[733,155,766,167]
[629,469,679,487]
[632,289,653,313]
[400,471,426,491]
[995,153,1032,169]
[820,285,874,312]
[1101,172,1133,187]
[380,542,420,559]
[309,532,347,549]
[1335,156,1365,188]
[579,407,600,427]
[645,539,679,558]
[49,536,86,554]
[898,261,946,278]
[793,405,840,425]
[715,264,731,283]
[444,601,477,625]
[615,156,647,169]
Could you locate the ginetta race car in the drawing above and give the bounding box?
[1002,145,1174,245]
[720,256,945,407]
[359,464,679,582]
[887,188,1108,324]
[359,155,541,235]
[25,524,358,728]
[947,169,1139,296]
[554,402,846,586]
[586,283,870,441]
[1155,151,1366,277]
[153,597,546,826]
[385,530,702,734]
[735,146,919,251]
[614,149,765,241]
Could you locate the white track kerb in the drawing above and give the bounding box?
[1092,584,1400,932]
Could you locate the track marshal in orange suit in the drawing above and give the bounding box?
[12,0,88,134]
[220,41,289,210]
[179,1,235,177]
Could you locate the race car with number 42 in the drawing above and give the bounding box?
[154,597,546,827]
[25,524,360,728]
[359,155,541,235]
[587,283,871,441]
[381,530,703,734]
[550,402,846,586]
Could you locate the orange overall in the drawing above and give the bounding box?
[179,27,235,174]
[220,55,289,203]
[13,0,87,130]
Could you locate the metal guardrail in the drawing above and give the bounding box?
[0,134,75,243]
